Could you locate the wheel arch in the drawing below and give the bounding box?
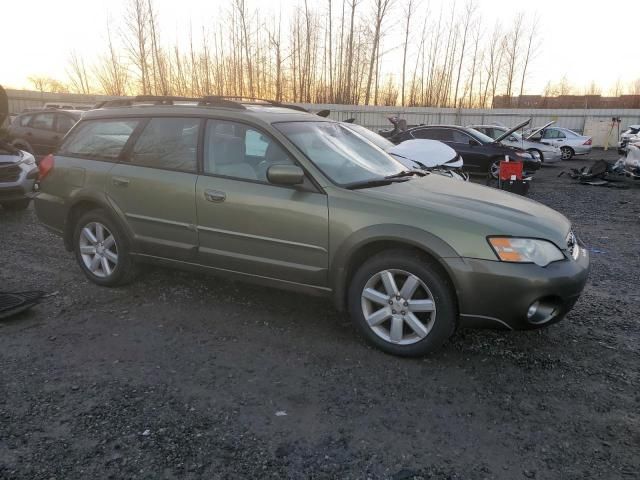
[63,194,133,251]
[331,226,461,313]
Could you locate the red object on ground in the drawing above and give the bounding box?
[499,160,523,181]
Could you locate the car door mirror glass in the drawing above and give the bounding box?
[267,164,305,186]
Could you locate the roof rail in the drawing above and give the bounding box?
[95,95,246,110]
[202,96,309,112]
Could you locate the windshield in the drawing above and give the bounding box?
[465,127,496,144]
[342,123,395,151]
[275,121,406,185]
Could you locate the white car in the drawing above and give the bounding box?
[0,142,38,210]
[618,125,640,154]
[471,121,562,164]
[342,122,468,180]
[623,141,640,180]
[525,125,592,160]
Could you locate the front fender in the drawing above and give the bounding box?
[330,224,461,311]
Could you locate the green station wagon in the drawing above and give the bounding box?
[34,97,590,356]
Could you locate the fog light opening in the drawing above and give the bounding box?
[526,297,561,325]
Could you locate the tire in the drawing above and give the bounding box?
[72,209,137,287]
[560,146,574,160]
[528,149,543,163]
[347,249,457,357]
[1,199,30,211]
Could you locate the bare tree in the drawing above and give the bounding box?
[517,15,539,102]
[503,12,523,98]
[452,0,476,107]
[364,0,393,105]
[400,0,414,106]
[67,51,92,94]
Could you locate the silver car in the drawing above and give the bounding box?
[525,124,592,160]
[0,142,38,211]
[471,121,562,164]
[618,124,640,154]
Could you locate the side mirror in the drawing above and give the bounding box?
[267,164,305,186]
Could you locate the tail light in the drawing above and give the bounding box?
[584,138,592,145]
[38,154,55,181]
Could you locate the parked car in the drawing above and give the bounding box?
[0,141,38,210]
[618,124,640,154]
[341,121,468,181]
[470,121,562,164]
[525,125,592,160]
[8,109,82,156]
[622,141,640,179]
[389,124,541,179]
[34,96,589,357]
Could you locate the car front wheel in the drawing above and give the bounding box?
[73,209,136,286]
[348,250,456,356]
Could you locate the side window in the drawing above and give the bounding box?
[450,130,471,144]
[412,128,440,140]
[130,117,199,172]
[204,120,294,182]
[19,115,33,127]
[556,131,566,139]
[59,119,140,161]
[30,113,55,130]
[55,114,76,133]
[543,129,558,139]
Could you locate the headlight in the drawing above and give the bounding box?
[19,155,36,166]
[488,237,565,267]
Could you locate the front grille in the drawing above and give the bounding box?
[0,163,21,183]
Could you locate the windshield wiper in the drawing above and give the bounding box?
[344,177,410,190]
[384,169,426,179]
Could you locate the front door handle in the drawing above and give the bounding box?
[112,177,130,187]
[204,189,226,203]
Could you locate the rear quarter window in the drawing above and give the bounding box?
[59,118,140,161]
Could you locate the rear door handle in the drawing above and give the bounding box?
[112,177,130,187]
[204,189,226,203]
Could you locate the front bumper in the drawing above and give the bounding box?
[0,164,37,202]
[445,246,590,330]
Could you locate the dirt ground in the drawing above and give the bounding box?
[1,150,639,480]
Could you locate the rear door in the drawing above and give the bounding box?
[106,116,200,261]
[195,119,329,287]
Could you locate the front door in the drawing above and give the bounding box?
[195,119,329,287]
[105,117,200,261]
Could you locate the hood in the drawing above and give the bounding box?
[359,174,571,249]
[386,139,459,168]
[525,121,555,140]
[494,119,531,143]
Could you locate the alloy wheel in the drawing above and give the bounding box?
[360,269,437,345]
[561,147,573,160]
[79,222,118,278]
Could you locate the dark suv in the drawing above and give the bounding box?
[390,125,541,178]
[8,109,82,156]
[34,97,588,356]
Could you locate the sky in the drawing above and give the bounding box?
[1,0,638,95]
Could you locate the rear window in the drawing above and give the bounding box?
[59,119,140,160]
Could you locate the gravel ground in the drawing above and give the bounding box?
[1,150,639,480]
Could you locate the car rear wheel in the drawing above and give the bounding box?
[560,146,574,160]
[73,209,136,286]
[348,250,456,356]
[1,199,30,211]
